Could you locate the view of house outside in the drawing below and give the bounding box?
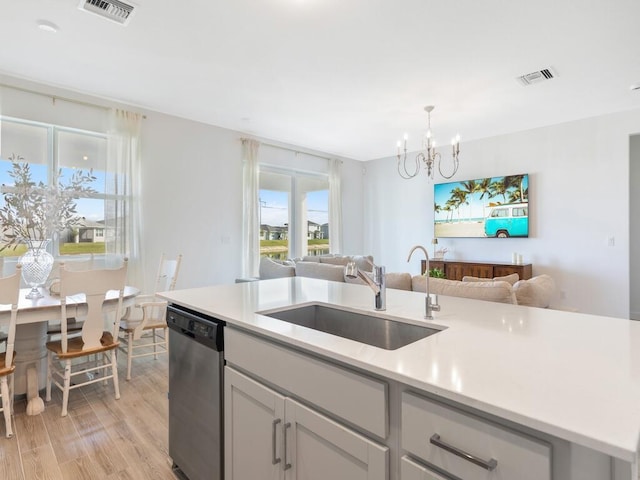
[260,187,329,260]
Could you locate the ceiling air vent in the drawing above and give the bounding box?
[516,68,556,86]
[78,0,136,25]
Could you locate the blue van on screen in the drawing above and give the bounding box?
[484,203,529,238]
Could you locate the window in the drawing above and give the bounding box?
[0,116,126,257]
[259,168,329,260]
[512,207,527,217]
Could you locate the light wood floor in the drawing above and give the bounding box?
[0,353,175,480]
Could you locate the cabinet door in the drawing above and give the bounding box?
[225,367,285,480]
[400,456,448,480]
[462,264,494,278]
[445,263,464,281]
[494,264,532,280]
[285,398,388,480]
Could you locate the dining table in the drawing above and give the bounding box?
[0,285,140,415]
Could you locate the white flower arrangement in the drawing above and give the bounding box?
[0,153,96,252]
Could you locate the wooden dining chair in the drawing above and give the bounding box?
[119,253,182,380]
[0,265,22,438]
[45,260,127,417]
[46,254,96,339]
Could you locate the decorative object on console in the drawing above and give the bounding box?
[396,105,460,180]
[433,246,448,260]
[428,268,446,278]
[434,173,529,238]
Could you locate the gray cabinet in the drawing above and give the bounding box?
[225,367,388,480]
[401,392,551,480]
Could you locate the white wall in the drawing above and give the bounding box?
[0,76,365,291]
[365,110,640,318]
[139,114,364,289]
[630,135,640,319]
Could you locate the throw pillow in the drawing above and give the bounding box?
[259,257,295,279]
[385,272,412,291]
[295,262,345,282]
[513,274,555,308]
[319,256,351,267]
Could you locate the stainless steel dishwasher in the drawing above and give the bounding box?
[167,304,224,480]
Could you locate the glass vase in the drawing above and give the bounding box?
[20,240,54,299]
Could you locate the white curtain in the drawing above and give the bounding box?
[242,139,261,278]
[106,109,143,289]
[328,159,343,254]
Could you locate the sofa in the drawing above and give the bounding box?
[258,254,373,282]
[257,256,556,309]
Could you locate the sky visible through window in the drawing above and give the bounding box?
[260,189,328,226]
[0,160,106,222]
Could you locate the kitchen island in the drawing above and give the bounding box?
[160,277,640,480]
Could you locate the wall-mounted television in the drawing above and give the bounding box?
[434,173,529,238]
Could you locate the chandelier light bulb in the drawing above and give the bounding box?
[403,133,408,140]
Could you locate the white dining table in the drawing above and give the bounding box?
[0,286,139,415]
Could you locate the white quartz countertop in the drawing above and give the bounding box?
[159,277,640,463]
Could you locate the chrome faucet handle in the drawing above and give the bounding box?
[344,261,386,311]
[344,261,358,279]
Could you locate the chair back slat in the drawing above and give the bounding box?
[59,260,127,352]
[154,254,182,293]
[0,265,22,367]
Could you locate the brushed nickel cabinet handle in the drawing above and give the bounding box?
[430,433,498,471]
[272,419,281,465]
[283,422,292,471]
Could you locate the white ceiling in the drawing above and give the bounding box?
[1,0,640,161]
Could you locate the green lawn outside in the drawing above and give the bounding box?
[0,242,106,257]
[60,242,106,254]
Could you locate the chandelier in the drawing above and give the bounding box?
[396,105,460,180]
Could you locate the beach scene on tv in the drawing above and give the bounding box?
[434,174,529,238]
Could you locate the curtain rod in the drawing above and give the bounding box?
[0,82,147,119]
[241,137,339,162]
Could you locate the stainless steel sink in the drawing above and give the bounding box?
[260,304,441,350]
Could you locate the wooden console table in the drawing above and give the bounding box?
[421,259,532,281]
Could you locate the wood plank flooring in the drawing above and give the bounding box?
[0,353,175,480]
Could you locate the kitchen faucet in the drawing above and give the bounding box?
[407,245,440,320]
[344,261,386,311]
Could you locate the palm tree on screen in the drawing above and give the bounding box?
[490,179,508,203]
[449,187,468,223]
[460,179,478,221]
[475,177,494,217]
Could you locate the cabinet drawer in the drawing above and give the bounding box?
[400,456,448,480]
[226,327,388,439]
[401,392,551,480]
